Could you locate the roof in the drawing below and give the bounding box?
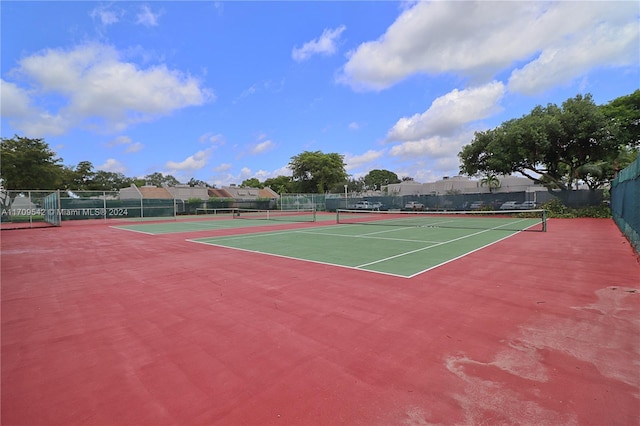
[208,188,232,198]
[211,186,278,200]
[138,186,173,199]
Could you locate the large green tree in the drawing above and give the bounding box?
[363,169,400,191]
[289,151,348,193]
[61,161,96,190]
[0,135,64,189]
[187,178,211,188]
[240,178,263,188]
[459,93,626,191]
[344,177,364,194]
[90,171,134,191]
[601,89,640,148]
[263,176,293,194]
[143,172,181,187]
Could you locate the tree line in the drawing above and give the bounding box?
[0,138,403,194]
[459,90,639,191]
[1,90,637,194]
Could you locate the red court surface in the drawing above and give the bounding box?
[1,218,639,425]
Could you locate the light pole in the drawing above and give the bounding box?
[344,184,348,209]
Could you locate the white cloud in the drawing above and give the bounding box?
[389,135,464,159]
[1,79,72,136]
[106,135,144,153]
[106,135,132,147]
[271,165,292,177]
[165,148,212,172]
[198,132,225,146]
[22,113,70,137]
[97,158,127,174]
[4,43,213,135]
[508,21,639,94]
[125,142,144,153]
[251,169,272,180]
[339,1,637,91]
[250,139,275,155]
[90,5,122,26]
[213,163,232,173]
[235,84,257,103]
[292,25,346,62]
[136,5,161,27]
[348,122,360,131]
[208,163,293,188]
[387,82,505,141]
[0,79,33,118]
[344,150,385,171]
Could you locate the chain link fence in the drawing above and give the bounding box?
[324,190,603,212]
[611,156,640,253]
[1,190,177,229]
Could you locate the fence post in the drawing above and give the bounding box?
[57,189,62,225]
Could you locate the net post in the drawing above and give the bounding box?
[542,209,547,232]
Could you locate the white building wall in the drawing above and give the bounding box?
[165,184,209,201]
[386,175,547,195]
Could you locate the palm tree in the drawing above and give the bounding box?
[480,173,501,193]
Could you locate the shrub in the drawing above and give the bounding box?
[540,199,611,218]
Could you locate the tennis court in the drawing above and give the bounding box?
[189,209,546,277]
[2,211,639,425]
[112,208,325,235]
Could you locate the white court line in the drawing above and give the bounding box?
[109,226,156,235]
[295,229,444,245]
[111,219,250,235]
[186,238,411,279]
[356,218,533,269]
[405,231,523,278]
[187,217,540,279]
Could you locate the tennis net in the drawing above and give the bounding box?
[336,209,547,232]
[233,208,317,222]
[195,208,237,216]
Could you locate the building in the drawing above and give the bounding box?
[165,184,209,201]
[385,175,547,196]
[119,184,173,200]
[119,184,279,202]
[211,185,279,200]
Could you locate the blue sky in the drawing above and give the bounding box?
[1,1,638,188]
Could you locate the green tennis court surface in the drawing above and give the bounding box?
[112,209,325,234]
[189,218,542,278]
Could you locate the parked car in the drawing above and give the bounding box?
[470,201,485,210]
[518,201,536,209]
[354,201,382,210]
[404,201,425,210]
[499,201,518,210]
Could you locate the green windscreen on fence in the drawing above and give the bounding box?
[611,156,640,253]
